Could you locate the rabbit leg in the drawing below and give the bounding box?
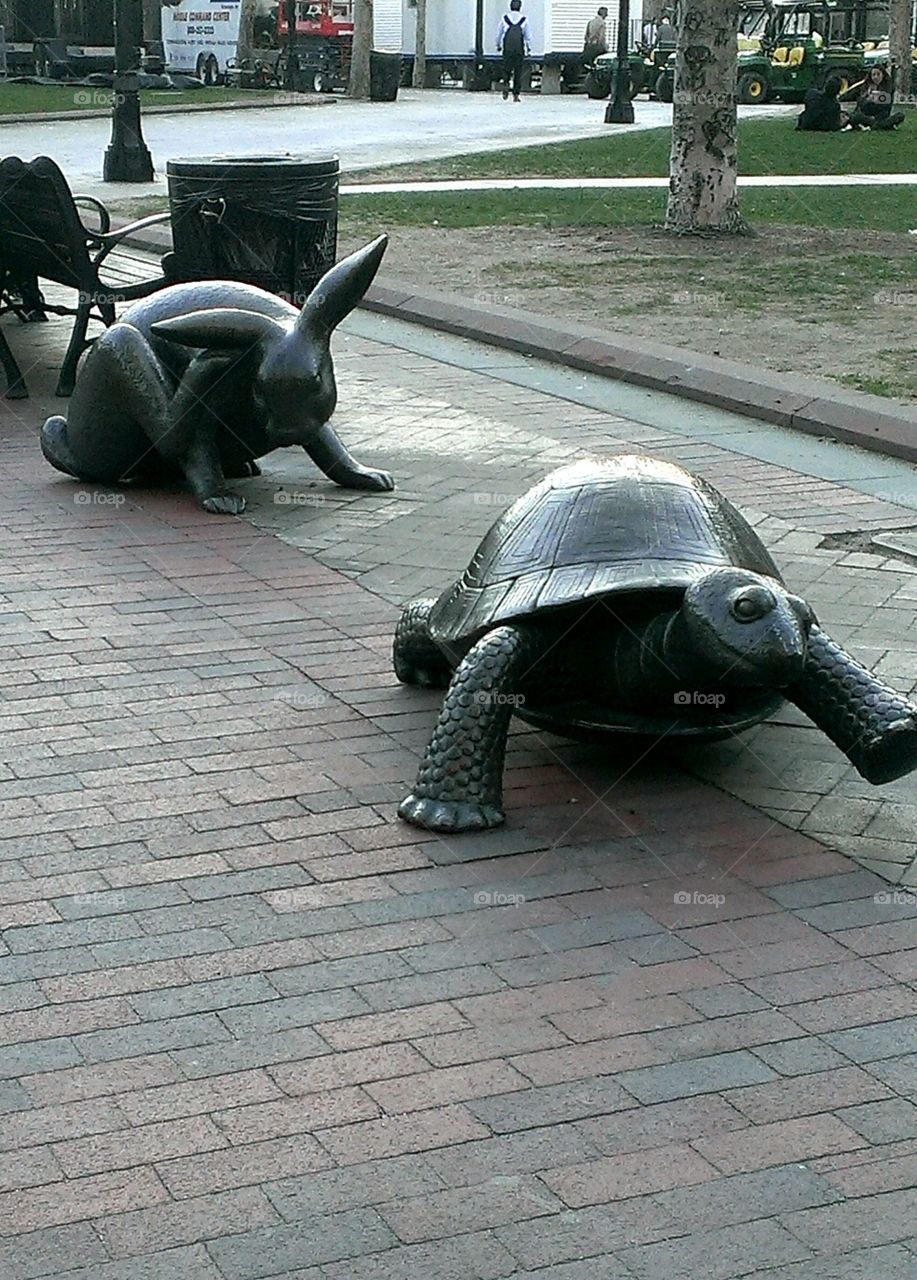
[304,421,394,492]
[158,353,249,515]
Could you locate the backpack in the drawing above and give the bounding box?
[503,16,526,58]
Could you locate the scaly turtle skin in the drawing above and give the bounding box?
[394,456,917,833]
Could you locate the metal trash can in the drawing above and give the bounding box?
[370,51,400,102]
[165,154,339,306]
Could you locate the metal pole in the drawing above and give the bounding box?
[605,0,635,123]
[103,0,154,181]
[472,0,488,90]
[285,0,297,90]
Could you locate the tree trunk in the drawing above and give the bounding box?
[888,0,915,105]
[412,0,427,88]
[238,0,256,59]
[665,0,747,235]
[350,0,373,99]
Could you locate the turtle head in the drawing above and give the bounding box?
[682,568,813,686]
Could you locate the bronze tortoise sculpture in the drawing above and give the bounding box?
[394,455,917,833]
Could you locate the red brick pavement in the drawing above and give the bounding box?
[0,376,915,1280]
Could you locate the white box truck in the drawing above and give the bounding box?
[401,0,643,93]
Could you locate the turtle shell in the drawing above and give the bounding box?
[429,455,782,648]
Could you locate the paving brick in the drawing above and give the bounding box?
[269,1042,431,1095]
[365,1059,529,1114]
[317,1001,471,1050]
[55,1114,229,1176]
[0,1166,168,1236]
[813,1149,917,1197]
[743,1244,917,1280]
[495,1199,676,1269]
[468,1077,635,1133]
[655,1162,842,1232]
[356,964,507,1013]
[53,883,190,919]
[0,1038,83,1080]
[213,1084,379,1144]
[836,1099,917,1145]
[725,1065,892,1123]
[415,1018,569,1068]
[0,995,139,1047]
[204,1209,397,1278]
[128,974,280,1021]
[0,1147,66,1196]
[643,1009,805,1061]
[615,1049,777,1103]
[577,1093,749,1157]
[320,1230,518,1280]
[547,993,699,1042]
[73,1012,232,1062]
[157,1133,335,1199]
[97,1187,281,1258]
[266,1154,444,1219]
[376,1177,562,1244]
[0,1098,126,1152]
[266,951,411,997]
[218,988,372,1037]
[692,1114,868,1174]
[542,1140,719,1207]
[824,1015,917,1063]
[0,1223,110,1280]
[312,919,453,959]
[617,1219,812,1279]
[780,1187,916,1252]
[751,1037,850,1077]
[169,1027,329,1078]
[317,1104,490,1164]
[117,1069,282,1125]
[89,928,234,967]
[424,1124,603,1188]
[39,1243,227,1280]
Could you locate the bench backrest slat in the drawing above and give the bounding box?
[0,156,93,290]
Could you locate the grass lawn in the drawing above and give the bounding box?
[357,116,917,180]
[0,84,286,115]
[342,186,915,234]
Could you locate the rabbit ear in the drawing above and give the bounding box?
[151,309,287,351]
[296,235,388,338]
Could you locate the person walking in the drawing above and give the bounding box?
[583,7,609,67]
[497,0,531,102]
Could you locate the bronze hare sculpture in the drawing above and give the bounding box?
[395,456,917,833]
[41,236,393,513]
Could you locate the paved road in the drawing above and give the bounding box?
[2,88,793,200]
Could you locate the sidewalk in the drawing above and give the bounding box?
[0,305,915,1279]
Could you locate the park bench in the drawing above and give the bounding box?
[0,154,171,398]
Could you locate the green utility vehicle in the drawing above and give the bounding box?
[584,41,676,100]
[654,1,916,105]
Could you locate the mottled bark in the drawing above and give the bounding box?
[350,0,374,99]
[142,0,162,43]
[889,0,915,104]
[665,0,748,236]
[238,0,255,58]
[412,0,427,87]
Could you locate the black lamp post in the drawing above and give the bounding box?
[285,0,298,90]
[605,0,634,123]
[471,0,489,90]
[103,0,154,181]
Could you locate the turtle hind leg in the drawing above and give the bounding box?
[789,625,917,785]
[393,598,452,688]
[399,622,543,834]
[41,416,83,479]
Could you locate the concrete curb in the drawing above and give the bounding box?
[0,95,334,126]
[362,282,917,464]
[120,224,917,465]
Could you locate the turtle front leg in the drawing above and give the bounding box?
[393,598,453,688]
[788,625,917,785]
[305,421,394,492]
[399,623,544,833]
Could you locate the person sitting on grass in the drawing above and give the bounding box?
[796,74,845,131]
[842,66,906,130]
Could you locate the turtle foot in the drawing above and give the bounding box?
[398,794,505,833]
[345,466,395,493]
[856,717,917,785]
[202,492,246,515]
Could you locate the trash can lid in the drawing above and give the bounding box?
[167,154,339,179]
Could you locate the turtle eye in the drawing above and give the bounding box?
[731,586,776,623]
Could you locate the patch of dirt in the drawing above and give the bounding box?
[342,223,917,401]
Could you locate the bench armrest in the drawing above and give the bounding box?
[73,195,111,236]
[90,211,173,266]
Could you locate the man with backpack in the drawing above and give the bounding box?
[497,0,531,102]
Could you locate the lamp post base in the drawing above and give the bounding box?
[605,98,635,124]
[102,67,154,183]
[103,137,155,183]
